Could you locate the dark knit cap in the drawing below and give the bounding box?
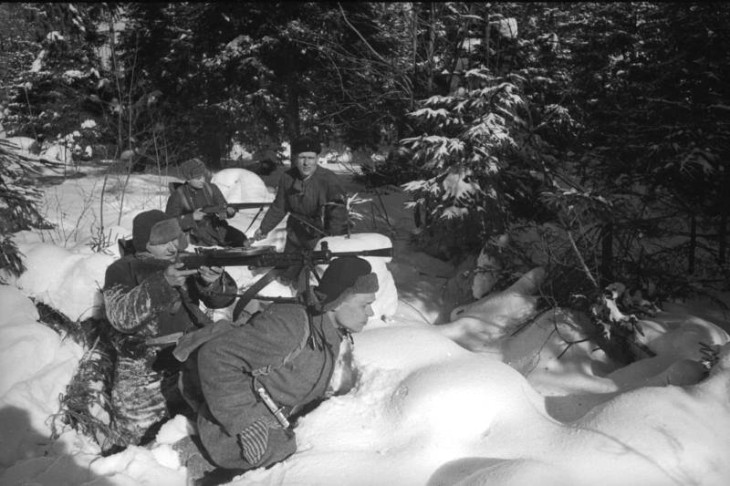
[291,136,321,156]
[180,158,208,180]
[315,256,379,312]
[132,210,168,252]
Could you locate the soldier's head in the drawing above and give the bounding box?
[180,158,208,189]
[315,256,379,333]
[291,135,321,179]
[132,210,187,260]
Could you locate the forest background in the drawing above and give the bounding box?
[2,1,730,308]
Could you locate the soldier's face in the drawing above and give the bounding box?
[332,292,376,333]
[147,239,181,261]
[296,152,319,178]
[188,175,205,189]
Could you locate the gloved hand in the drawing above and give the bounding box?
[237,416,280,466]
[226,206,238,218]
[164,262,198,287]
[252,229,265,241]
[192,208,206,221]
[198,265,223,285]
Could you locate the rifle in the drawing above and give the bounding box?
[200,202,272,215]
[177,241,392,271]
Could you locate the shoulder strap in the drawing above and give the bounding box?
[201,182,216,206]
[176,185,194,213]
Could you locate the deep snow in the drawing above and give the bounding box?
[1,159,730,486]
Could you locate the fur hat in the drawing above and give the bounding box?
[148,218,184,246]
[180,158,208,180]
[315,256,379,312]
[132,210,186,252]
[291,136,321,156]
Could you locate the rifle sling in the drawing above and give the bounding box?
[244,205,266,234]
[232,267,285,322]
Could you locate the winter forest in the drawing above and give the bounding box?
[2,2,730,486]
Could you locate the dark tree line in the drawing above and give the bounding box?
[2,2,730,301]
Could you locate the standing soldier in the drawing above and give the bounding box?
[253,135,349,286]
[254,135,349,252]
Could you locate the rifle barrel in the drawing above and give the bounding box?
[228,202,272,210]
[200,202,272,214]
[328,247,393,259]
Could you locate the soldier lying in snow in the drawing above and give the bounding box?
[190,256,378,479]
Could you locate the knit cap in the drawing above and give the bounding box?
[290,136,321,156]
[315,256,379,312]
[180,158,208,180]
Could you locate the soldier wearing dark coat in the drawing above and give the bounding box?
[194,256,378,475]
[102,210,237,447]
[254,136,349,252]
[166,158,247,247]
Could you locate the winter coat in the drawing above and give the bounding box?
[196,302,345,470]
[166,181,233,246]
[102,252,236,446]
[258,166,348,251]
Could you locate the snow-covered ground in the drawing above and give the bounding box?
[2,159,730,486]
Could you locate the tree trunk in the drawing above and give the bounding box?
[286,77,300,140]
[688,214,696,273]
[426,3,435,95]
[600,223,614,285]
[719,212,727,265]
[411,2,418,109]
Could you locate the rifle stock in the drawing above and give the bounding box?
[178,242,392,270]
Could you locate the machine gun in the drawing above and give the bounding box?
[179,241,392,321]
[177,242,392,271]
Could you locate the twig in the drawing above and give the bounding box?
[566,229,599,290]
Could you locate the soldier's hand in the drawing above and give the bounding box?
[164,262,198,287]
[192,208,205,221]
[198,265,224,284]
[252,229,265,241]
[226,206,238,217]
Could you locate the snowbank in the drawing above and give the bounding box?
[4,165,730,486]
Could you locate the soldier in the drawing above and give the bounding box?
[252,135,349,288]
[166,158,248,247]
[102,210,238,448]
[253,135,348,252]
[191,256,378,482]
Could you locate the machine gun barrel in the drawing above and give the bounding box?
[177,243,392,270]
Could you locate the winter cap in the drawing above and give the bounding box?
[291,135,321,156]
[180,157,208,180]
[315,256,379,312]
[148,217,184,246]
[132,210,187,252]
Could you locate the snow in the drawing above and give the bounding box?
[2,162,730,485]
